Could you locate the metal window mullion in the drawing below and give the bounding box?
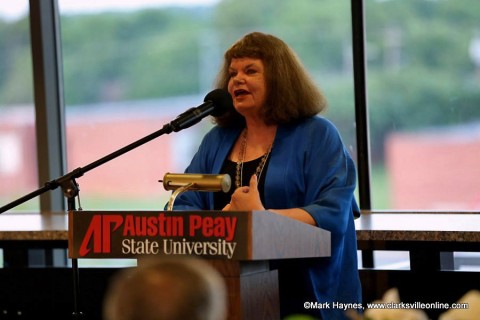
[351,0,372,210]
[29,0,67,213]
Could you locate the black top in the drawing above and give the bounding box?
[213,156,270,210]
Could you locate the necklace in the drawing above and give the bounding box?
[235,129,273,189]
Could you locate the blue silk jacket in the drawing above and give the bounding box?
[172,116,362,319]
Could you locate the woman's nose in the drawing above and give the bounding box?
[233,74,245,84]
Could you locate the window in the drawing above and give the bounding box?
[366,0,480,210]
[2,1,478,214]
[0,1,38,212]
[58,0,357,210]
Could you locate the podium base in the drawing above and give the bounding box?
[207,260,280,320]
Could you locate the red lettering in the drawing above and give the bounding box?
[79,215,102,256]
[102,215,123,252]
[79,214,123,256]
[147,216,158,236]
[202,217,214,237]
[123,215,135,236]
[158,215,184,236]
[213,217,225,237]
[189,215,202,236]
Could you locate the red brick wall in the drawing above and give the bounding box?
[386,127,480,210]
[66,117,175,197]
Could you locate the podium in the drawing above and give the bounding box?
[69,210,331,319]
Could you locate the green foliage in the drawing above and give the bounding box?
[0,17,33,104]
[59,9,210,104]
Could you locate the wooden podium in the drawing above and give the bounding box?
[69,210,330,320]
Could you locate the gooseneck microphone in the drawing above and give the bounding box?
[161,173,232,193]
[169,89,233,132]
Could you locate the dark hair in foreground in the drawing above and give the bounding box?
[214,31,327,127]
[103,257,227,320]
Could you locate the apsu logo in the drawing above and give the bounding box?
[79,214,123,256]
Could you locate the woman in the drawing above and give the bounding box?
[172,32,362,319]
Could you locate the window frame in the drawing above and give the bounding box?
[30,0,67,213]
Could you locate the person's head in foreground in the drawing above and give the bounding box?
[103,257,227,320]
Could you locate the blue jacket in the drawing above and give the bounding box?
[172,116,362,319]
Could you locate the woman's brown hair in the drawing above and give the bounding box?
[213,32,327,127]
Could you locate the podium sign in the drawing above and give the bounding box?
[68,210,249,259]
[68,210,330,260]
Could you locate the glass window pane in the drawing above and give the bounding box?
[366,0,480,210]
[0,2,38,212]
[58,0,357,210]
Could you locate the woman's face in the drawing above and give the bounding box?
[227,57,267,119]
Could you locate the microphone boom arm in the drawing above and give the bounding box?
[0,122,174,213]
[0,88,231,214]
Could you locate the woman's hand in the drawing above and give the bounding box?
[221,174,316,226]
[222,174,265,211]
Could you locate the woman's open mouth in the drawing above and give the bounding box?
[234,89,249,97]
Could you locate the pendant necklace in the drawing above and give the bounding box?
[235,128,273,189]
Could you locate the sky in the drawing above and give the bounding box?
[0,0,220,21]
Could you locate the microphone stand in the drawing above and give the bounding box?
[0,123,178,214]
[1,89,227,213]
[0,122,176,214]
[0,121,178,318]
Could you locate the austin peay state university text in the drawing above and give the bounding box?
[69,211,242,260]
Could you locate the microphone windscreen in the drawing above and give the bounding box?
[204,89,233,117]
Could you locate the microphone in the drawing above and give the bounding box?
[161,173,231,193]
[169,89,233,132]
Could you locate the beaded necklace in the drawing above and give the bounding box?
[235,129,273,189]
